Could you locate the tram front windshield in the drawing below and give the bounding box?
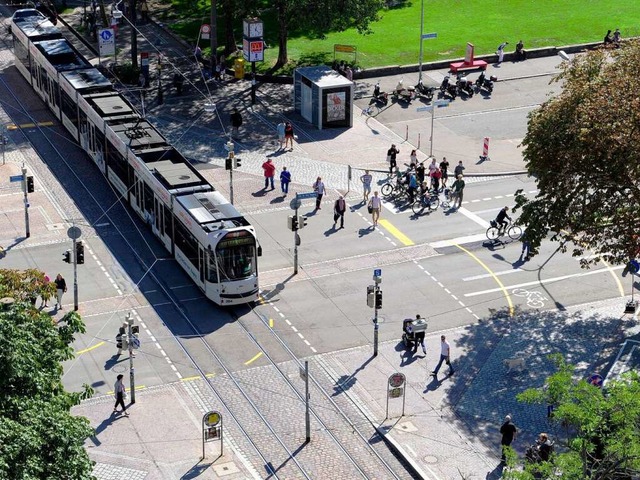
[213,232,256,282]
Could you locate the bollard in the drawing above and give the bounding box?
[479,136,490,161]
[405,125,409,141]
[417,133,421,149]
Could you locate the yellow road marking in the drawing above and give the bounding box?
[379,219,414,246]
[181,373,215,382]
[107,385,145,395]
[75,341,105,355]
[455,243,514,317]
[244,352,263,365]
[7,121,54,130]
[269,318,274,328]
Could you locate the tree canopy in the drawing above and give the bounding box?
[514,40,640,267]
[0,269,95,479]
[504,354,640,479]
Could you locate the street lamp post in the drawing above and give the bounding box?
[418,0,425,83]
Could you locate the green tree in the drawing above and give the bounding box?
[270,0,384,69]
[514,40,640,266]
[0,269,95,479]
[503,354,640,479]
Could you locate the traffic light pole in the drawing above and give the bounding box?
[22,164,30,238]
[126,313,136,404]
[72,238,79,311]
[294,204,299,274]
[373,283,380,357]
[227,141,235,205]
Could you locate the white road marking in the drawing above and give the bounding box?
[465,266,624,297]
[463,268,524,281]
[457,207,491,229]
[430,233,487,249]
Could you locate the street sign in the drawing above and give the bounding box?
[296,192,318,200]
[9,175,24,182]
[131,336,141,349]
[290,198,302,210]
[98,28,116,56]
[422,32,437,39]
[204,411,221,427]
[434,99,450,107]
[67,226,82,240]
[416,105,433,112]
[629,260,640,275]
[374,269,382,277]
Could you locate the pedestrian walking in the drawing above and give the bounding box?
[496,41,508,64]
[284,121,295,150]
[427,157,438,177]
[409,149,418,168]
[262,158,275,190]
[386,144,399,175]
[416,162,425,184]
[333,195,346,229]
[439,157,450,188]
[113,374,129,416]
[313,177,325,210]
[277,121,286,149]
[230,108,243,139]
[54,273,67,309]
[280,166,291,194]
[454,160,465,177]
[172,72,183,95]
[430,166,442,192]
[139,0,149,23]
[407,171,418,203]
[368,191,381,227]
[450,174,465,209]
[430,335,454,377]
[360,170,373,202]
[520,228,531,261]
[500,415,517,463]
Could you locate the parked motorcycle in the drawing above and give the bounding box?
[439,75,457,100]
[372,82,389,106]
[455,74,474,97]
[415,80,435,101]
[392,79,416,103]
[475,71,496,94]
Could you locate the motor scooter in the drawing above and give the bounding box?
[475,71,496,94]
[372,82,389,106]
[392,79,416,103]
[439,75,457,100]
[415,79,435,101]
[456,74,474,97]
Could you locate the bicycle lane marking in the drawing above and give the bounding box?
[454,243,514,318]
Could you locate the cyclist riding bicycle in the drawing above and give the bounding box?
[495,207,511,232]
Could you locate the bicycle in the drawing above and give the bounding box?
[440,188,452,209]
[512,288,547,308]
[381,175,408,198]
[486,220,522,241]
[411,190,440,215]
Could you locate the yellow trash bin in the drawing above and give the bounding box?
[234,58,245,79]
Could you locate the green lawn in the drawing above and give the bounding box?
[171,0,640,71]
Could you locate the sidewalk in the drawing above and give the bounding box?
[317,298,640,480]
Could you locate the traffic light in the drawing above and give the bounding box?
[366,285,375,308]
[132,325,139,334]
[375,290,382,309]
[225,157,232,170]
[76,241,85,264]
[288,215,298,231]
[233,157,241,168]
[116,326,128,350]
[26,176,34,193]
[63,250,71,263]
[297,215,308,229]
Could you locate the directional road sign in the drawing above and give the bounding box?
[434,99,450,107]
[422,32,437,39]
[9,175,24,182]
[296,192,318,200]
[374,269,382,277]
[416,105,433,112]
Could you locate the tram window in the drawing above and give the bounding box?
[174,220,199,268]
[50,80,59,108]
[207,255,219,283]
[61,90,77,126]
[163,205,172,237]
[79,110,88,136]
[14,41,29,71]
[95,128,105,156]
[106,148,128,185]
[143,182,153,214]
[215,245,255,281]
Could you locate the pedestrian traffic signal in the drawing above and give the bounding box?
[132,325,139,334]
[26,176,34,193]
[76,241,85,264]
[63,250,71,263]
[116,333,123,350]
[225,157,232,170]
[288,215,298,231]
[366,285,375,308]
[234,157,241,168]
[375,290,383,309]
[297,215,308,229]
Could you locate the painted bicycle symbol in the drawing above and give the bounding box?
[512,288,548,308]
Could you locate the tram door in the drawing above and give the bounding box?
[153,196,170,250]
[131,174,143,218]
[198,246,206,285]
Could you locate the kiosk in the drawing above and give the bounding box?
[293,66,353,130]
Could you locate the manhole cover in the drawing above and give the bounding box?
[424,455,438,464]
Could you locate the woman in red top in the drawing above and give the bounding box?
[430,166,442,192]
[262,159,276,189]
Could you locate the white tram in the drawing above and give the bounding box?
[10,10,260,305]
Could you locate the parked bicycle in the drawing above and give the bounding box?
[486,220,522,241]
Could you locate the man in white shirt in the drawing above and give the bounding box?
[369,191,382,227]
[360,170,373,202]
[431,335,454,377]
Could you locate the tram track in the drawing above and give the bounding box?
[0,14,418,478]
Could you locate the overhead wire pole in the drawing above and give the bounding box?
[418,0,425,83]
